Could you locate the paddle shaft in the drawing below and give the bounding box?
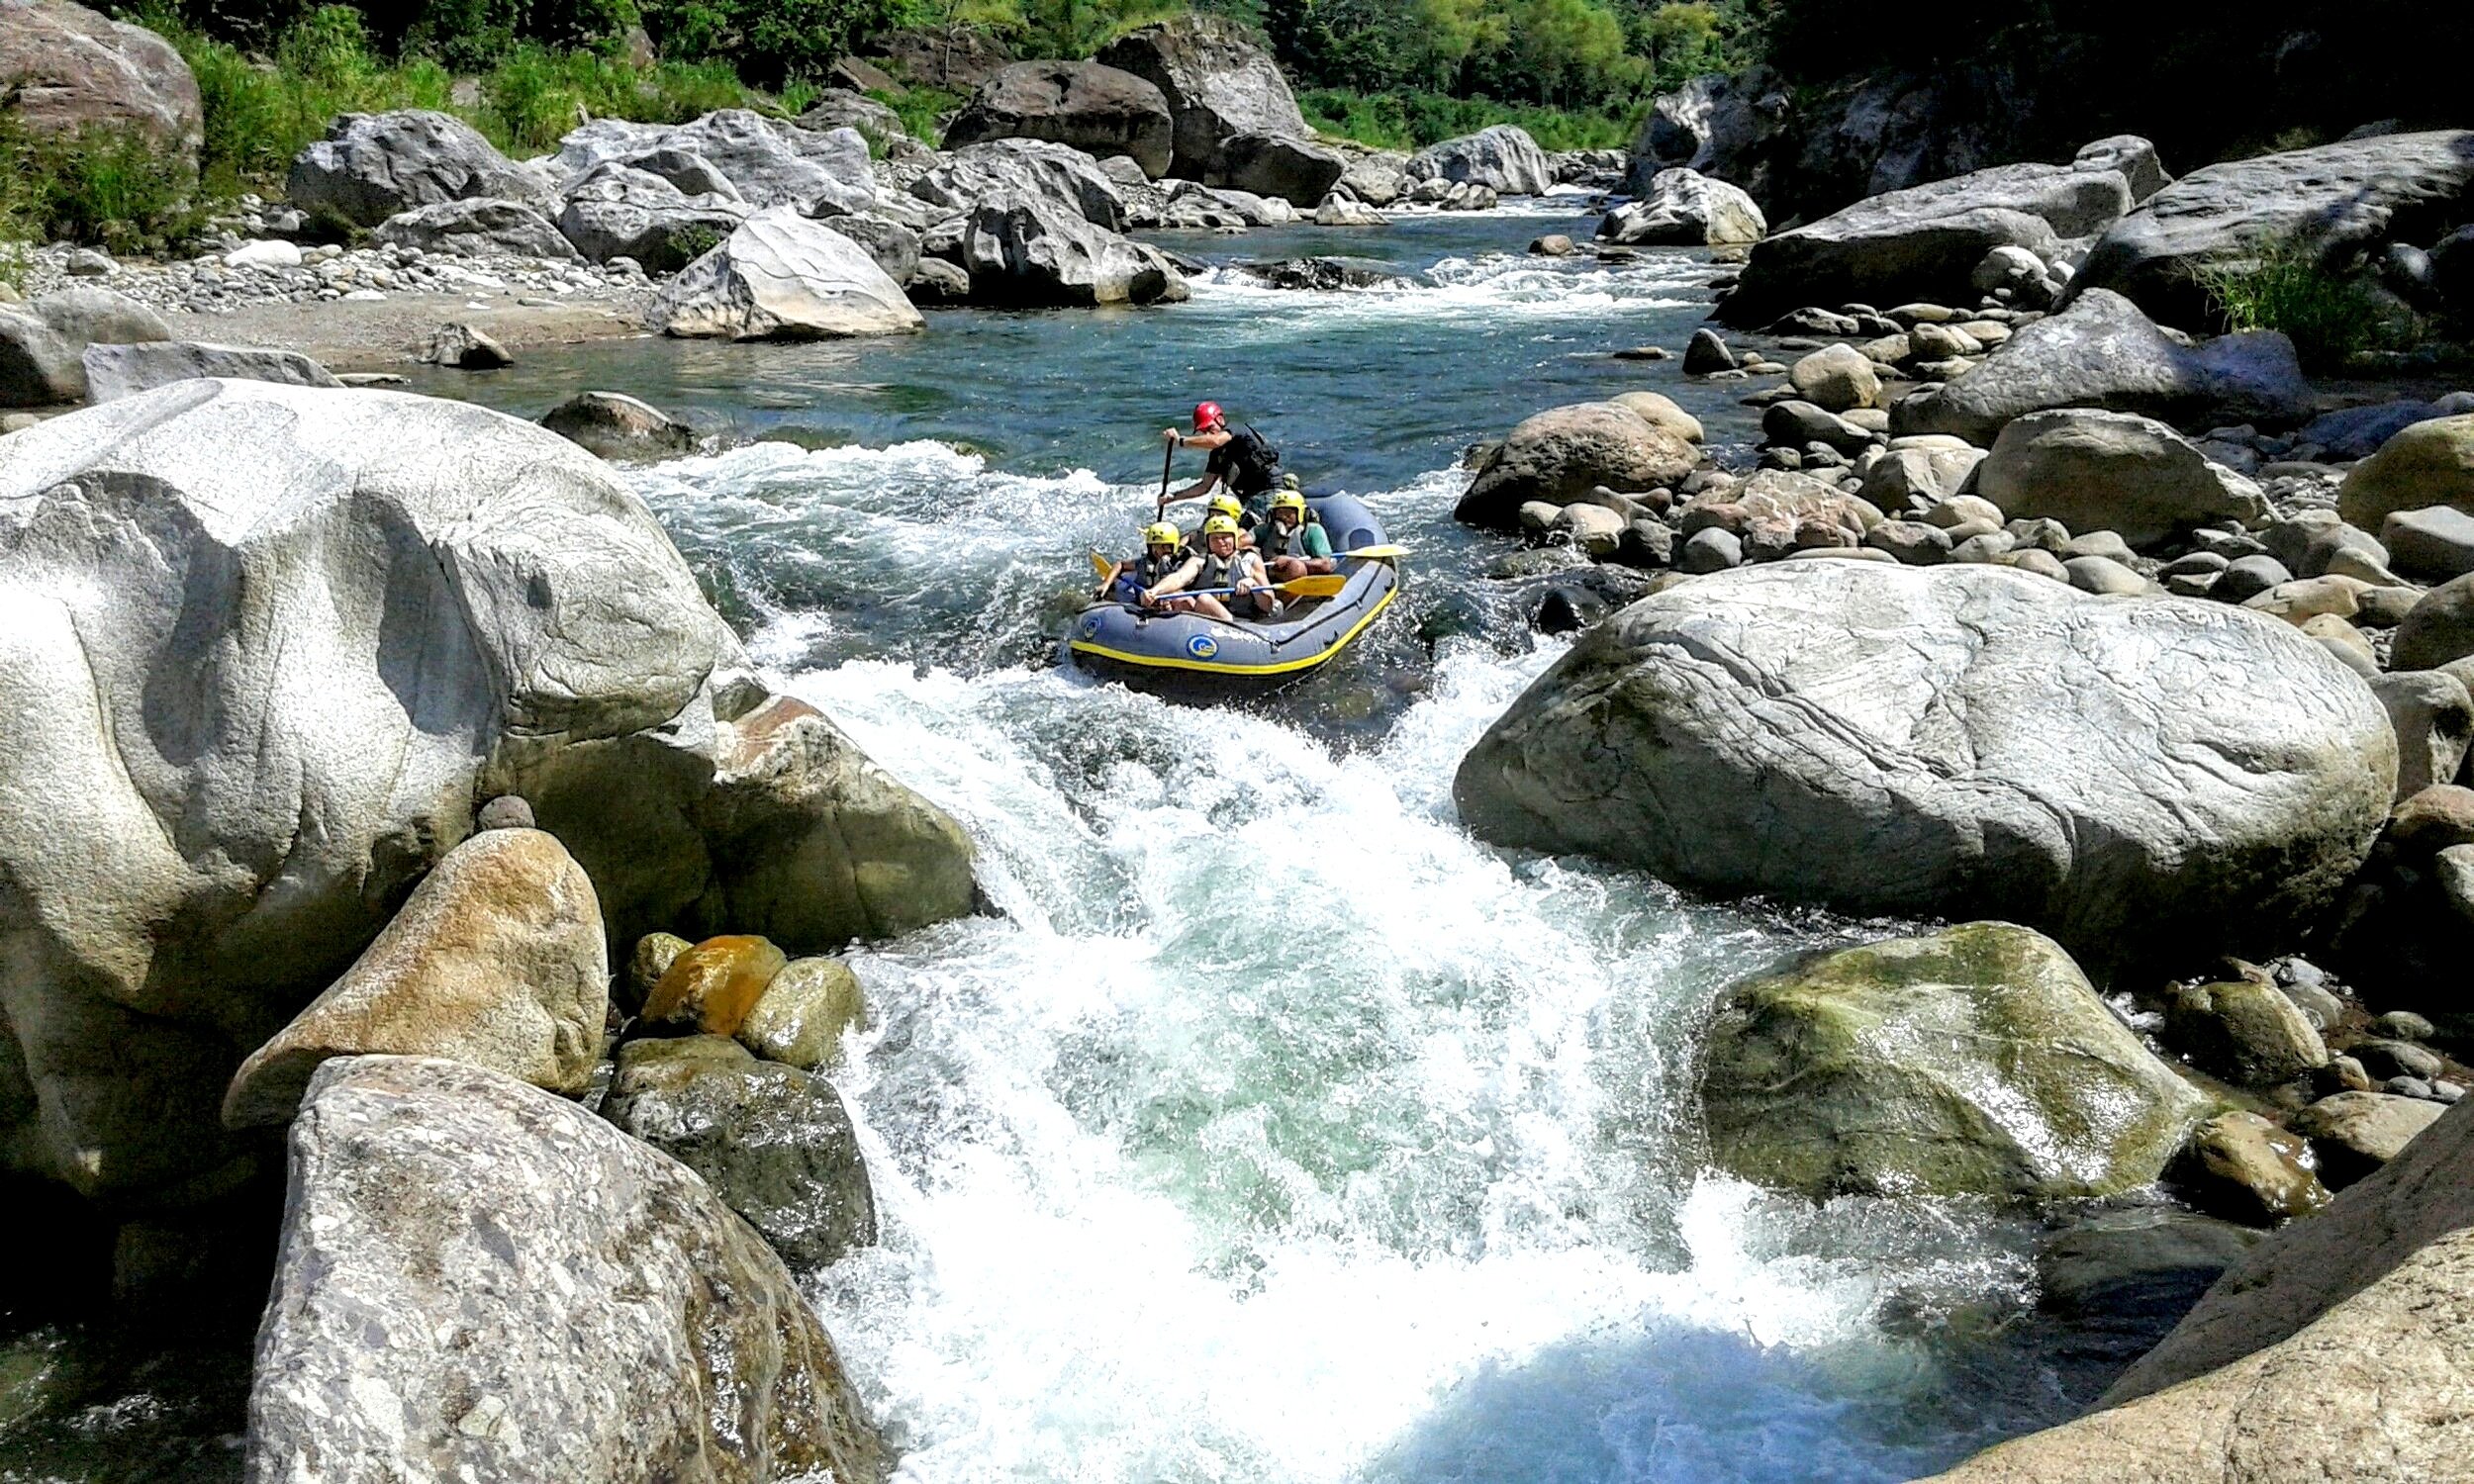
[1156,438,1175,515]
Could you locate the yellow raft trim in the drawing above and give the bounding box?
[1070,584,1400,678]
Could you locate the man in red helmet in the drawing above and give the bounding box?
[1160,401,1282,520]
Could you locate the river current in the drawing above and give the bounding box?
[0,207,2126,1481]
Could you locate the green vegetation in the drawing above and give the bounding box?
[0,118,207,253]
[1298,87,1633,151]
[1265,0,1755,113]
[477,42,748,150]
[2198,236,2421,373]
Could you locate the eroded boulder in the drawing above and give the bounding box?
[1454,563,2395,975]
[910,137,1127,230]
[1095,15,1306,180]
[374,196,577,259]
[248,1055,887,1484]
[956,191,1187,307]
[2336,414,2474,531]
[1455,401,1700,530]
[942,59,1175,180]
[289,110,545,230]
[80,340,340,402]
[1406,125,1553,197]
[1978,409,2268,548]
[554,161,750,272]
[1597,167,1765,247]
[0,381,975,1207]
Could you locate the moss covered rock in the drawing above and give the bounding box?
[1700,922,2208,1200]
[642,934,787,1037]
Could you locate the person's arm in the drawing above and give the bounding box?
[1161,472,1221,507]
[1301,523,1333,559]
[1144,555,1201,601]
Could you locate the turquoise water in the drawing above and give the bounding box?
[0,209,2128,1481]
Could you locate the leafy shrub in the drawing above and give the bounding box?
[480,44,746,150]
[1300,86,1634,150]
[2198,236,2419,372]
[873,85,961,145]
[0,120,206,251]
[638,0,897,87]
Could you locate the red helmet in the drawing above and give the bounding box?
[1192,401,1224,430]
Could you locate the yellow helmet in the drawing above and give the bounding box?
[1273,491,1307,516]
[1281,472,1302,491]
[1142,521,1180,547]
[1202,514,1241,537]
[1207,494,1243,521]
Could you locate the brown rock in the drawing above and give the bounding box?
[2168,1111,2331,1225]
[0,0,202,152]
[2387,784,2474,859]
[643,934,789,1036]
[1454,401,1699,531]
[221,829,609,1128]
[625,931,691,1015]
[2288,1090,2446,1188]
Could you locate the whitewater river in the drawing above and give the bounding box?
[6,207,2129,1482]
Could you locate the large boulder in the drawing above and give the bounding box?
[221,828,607,1128]
[1919,1091,2474,1483]
[1095,15,1306,181]
[1702,923,2207,1200]
[1455,402,1700,530]
[0,0,201,154]
[289,110,545,230]
[2071,130,2474,327]
[1625,67,1793,198]
[81,340,341,402]
[601,1036,878,1269]
[1453,563,2395,977]
[1406,125,1553,197]
[540,390,698,461]
[1211,131,1346,204]
[0,381,976,1207]
[1719,158,2133,325]
[554,161,750,272]
[1891,288,2312,446]
[1596,167,1765,246]
[0,287,170,407]
[1978,409,2269,548]
[373,196,578,259]
[942,59,1175,180]
[553,111,875,217]
[2336,414,2474,531]
[956,191,1187,307]
[249,1055,887,1484]
[910,137,1126,231]
[652,207,924,341]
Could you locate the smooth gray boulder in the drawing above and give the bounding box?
[1454,563,2395,976]
[653,207,924,340]
[1456,401,1700,530]
[0,287,171,406]
[1922,1092,2474,1482]
[1406,124,1553,197]
[601,1036,878,1269]
[1597,167,1765,246]
[1891,288,2312,446]
[249,1055,887,1484]
[288,110,545,230]
[553,110,874,217]
[910,137,1127,230]
[2384,506,2474,582]
[1978,409,2268,548]
[1096,14,1306,181]
[956,191,1188,307]
[1211,131,1346,204]
[1719,159,2132,325]
[0,380,976,1207]
[554,161,750,272]
[2072,135,2171,203]
[2071,130,2474,326]
[942,59,1175,179]
[81,340,339,402]
[1625,67,1792,197]
[373,196,577,259]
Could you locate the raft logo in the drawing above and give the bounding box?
[1186,633,1219,660]
[1081,615,1101,637]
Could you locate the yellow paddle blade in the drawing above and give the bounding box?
[1340,544,1407,561]
[1090,550,1116,576]
[1277,574,1351,599]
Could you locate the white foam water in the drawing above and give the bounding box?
[770,645,2041,1484]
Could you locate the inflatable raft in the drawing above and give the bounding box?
[1068,493,1401,695]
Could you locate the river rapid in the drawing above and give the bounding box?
[0,207,2132,1482]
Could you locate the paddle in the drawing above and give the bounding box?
[1337,544,1407,561]
[1139,574,1348,602]
[1155,436,1176,517]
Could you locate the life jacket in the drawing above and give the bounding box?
[1219,423,1281,496]
[1112,549,1184,602]
[1259,511,1323,558]
[1193,548,1245,591]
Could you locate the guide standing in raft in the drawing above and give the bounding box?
[1159,401,1282,520]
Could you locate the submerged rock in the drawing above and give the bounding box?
[1454,563,2394,976]
[249,1055,887,1483]
[1700,923,2207,1199]
[222,828,608,1128]
[540,390,698,460]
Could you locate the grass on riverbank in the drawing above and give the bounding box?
[2198,236,2426,373]
[0,5,799,254]
[1298,87,1639,152]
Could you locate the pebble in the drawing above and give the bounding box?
[17,239,649,320]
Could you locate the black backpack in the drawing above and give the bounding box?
[1224,422,1282,493]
